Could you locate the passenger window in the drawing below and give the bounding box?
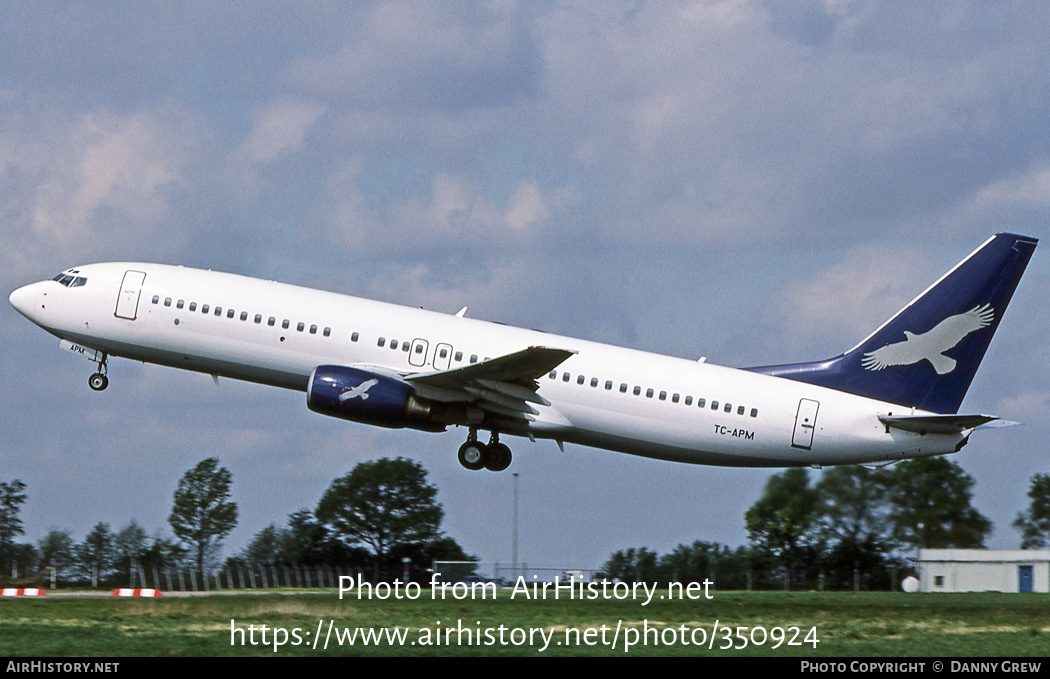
[750,408,758,418]
[646,388,654,398]
[672,393,679,403]
[240,311,248,321]
[633,386,641,396]
[202,305,210,314]
[549,371,557,379]
[152,295,159,304]
[297,322,304,332]
[605,380,613,390]
[391,340,399,350]
[177,300,184,309]
[323,327,331,337]
[620,383,628,393]
[164,298,172,307]
[562,372,570,382]
[215,307,222,316]
[738,405,745,415]
[685,396,693,405]
[415,344,423,354]
[404,344,411,353]
[711,401,719,410]
[455,351,463,362]
[697,398,705,408]
[351,332,359,342]
[378,337,386,347]
[255,314,262,324]
[227,309,235,319]
[590,377,598,387]
[309,324,317,334]
[659,391,667,401]
[470,355,478,364]
[268,317,275,326]
[439,348,448,358]
[577,375,585,385]
[724,403,732,413]
[282,319,290,329]
[189,302,197,311]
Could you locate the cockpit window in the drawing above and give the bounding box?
[52,273,87,288]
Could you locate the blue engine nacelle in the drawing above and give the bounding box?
[307,366,445,431]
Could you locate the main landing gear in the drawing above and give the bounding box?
[88,353,109,391]
[457,429,512,472]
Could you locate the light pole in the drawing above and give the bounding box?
[512,471,519,582]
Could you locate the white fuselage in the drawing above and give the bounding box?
[9,262,965,467]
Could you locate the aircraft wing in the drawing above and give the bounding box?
[404,346,576,421]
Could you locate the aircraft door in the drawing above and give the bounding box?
[114,270,147,320]
[409,338,429,367]
[434,343,453,370]
[792,398,820,450]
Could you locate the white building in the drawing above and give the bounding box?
[917,549,1050,593]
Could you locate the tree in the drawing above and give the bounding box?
[656,541,742,587]
[139,535,187,572]
[316,458,445,578]
[885,457,991,550]
[0,480,28,568]
[37,529,76,584]
[241,524,284,567]
[745,468,822,587]
[1013,473,1050,548]
[600,547,659,583]
[169,458,239,577]
[813,466,900,589]
[77,522,116,587]
[113,520,148,585]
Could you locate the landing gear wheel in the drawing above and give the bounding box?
[458,441,487,471]
[484,442,512,472]
[88,373,109,391]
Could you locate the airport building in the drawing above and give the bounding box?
[917,549,1050,593]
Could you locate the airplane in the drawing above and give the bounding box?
[8,233,1037,473]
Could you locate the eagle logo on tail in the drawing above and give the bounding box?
[861,304,994,375]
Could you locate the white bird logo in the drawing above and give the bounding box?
[861,304,995,375]
[339,378,379,401]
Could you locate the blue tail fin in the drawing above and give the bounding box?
[748,233,1037,414]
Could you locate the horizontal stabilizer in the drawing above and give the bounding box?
[879,413,998,434]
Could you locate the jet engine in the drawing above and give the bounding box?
[307,365,445,431]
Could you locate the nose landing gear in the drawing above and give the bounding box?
[88,353,109,391]
[457,429,513,472]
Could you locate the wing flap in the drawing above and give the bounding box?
[406,345,574,421]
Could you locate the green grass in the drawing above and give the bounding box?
[0,589,1046,657]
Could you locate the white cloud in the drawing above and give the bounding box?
[995,392,1050,420]
[323,170,559,257]
[762,244,927,352]
[0,101,202,281]
[237,100,325,166]
[972,166,1050,209]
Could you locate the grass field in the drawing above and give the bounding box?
[0,588,1046,657]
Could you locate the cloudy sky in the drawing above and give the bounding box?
[2,1,1048,572]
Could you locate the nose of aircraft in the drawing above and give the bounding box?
[9,283,39,319]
